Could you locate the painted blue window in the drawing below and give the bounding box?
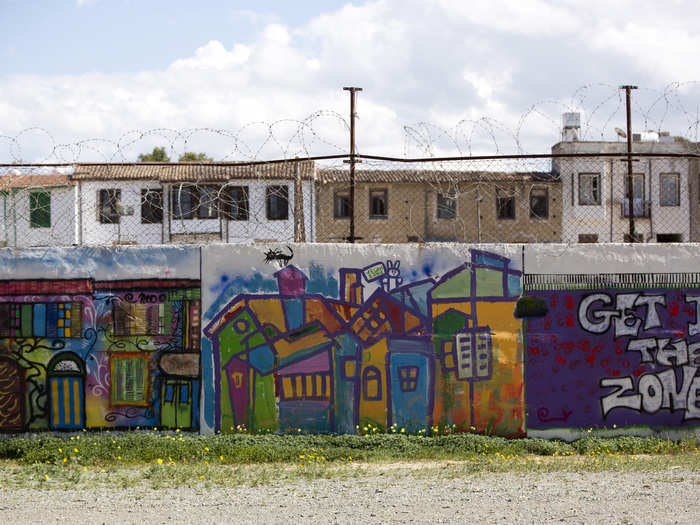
[164,385,174,403]
[180,384,189,402]
[507,274,522,297]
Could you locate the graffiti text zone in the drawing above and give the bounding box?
[579,292,700,419]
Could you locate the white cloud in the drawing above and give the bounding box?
[3,0,700,163]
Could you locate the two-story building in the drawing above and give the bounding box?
[314,169,562,243]
[554,113,693,243]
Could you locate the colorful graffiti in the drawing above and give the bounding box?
[524,276,700,431]
[203,248,525,435]
[0,273,201,431]
[4,244,697,437]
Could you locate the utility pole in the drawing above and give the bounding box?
[343,86,362,243]
[620,85,638,242]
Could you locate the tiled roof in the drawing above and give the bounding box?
[316,169,559,184]
[71,161,315,182]
[0,279,93,295]
[0,174,73,190]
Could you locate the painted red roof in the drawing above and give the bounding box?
[93,279,200,290]
[0,174,73,190]
[0,279,93,295]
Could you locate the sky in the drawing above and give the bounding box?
[2,0,700,164]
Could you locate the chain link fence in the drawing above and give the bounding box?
[1,152,698,248]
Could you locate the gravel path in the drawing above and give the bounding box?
[1,466,698,524]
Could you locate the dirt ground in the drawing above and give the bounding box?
[1,463,698,524]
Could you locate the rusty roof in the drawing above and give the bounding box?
[71,161,315,182]
[316,169,559,184]
[0,174,73,190]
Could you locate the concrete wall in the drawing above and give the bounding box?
[0,242,699,440]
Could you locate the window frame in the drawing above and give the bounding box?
[369,188,388,220]
[578,173,602,205]
[437,191,457,219]
[110,354,149,407]
[98,189,121,224]
[333,191,351,219]
[266,185,289,221]
[29,191,51,228]
[659,173,680,207]
[221,185,249,221]
[496,188,516,220]
[140,188,163,224]
[196,184,221,220]
[171,184,197,220]
[362,366,382,401]
[529,187,549,220]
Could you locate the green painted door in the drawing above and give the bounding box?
[160,379,193,429]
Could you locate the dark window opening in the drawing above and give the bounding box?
[578,234,598,243]
[197,185,220,219]
[496,190,515,220]
[334,191,351,219]
[171,185,197,220]
[29,191,51,228]
[529,187,548,219]
[141,189,163,224]
[98,189,121,224]
[437,192,456,219]
[660,174,680,206]
[266,185,289,220]
[221,186,249,221]
[657,233,682,243]
[578,173,601,205]
[369,189,388,219]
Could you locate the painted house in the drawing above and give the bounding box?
[71,161,315,245]
[203,248,526,436]
[0,174,76,248]
[0,277,201,432]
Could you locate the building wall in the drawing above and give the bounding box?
[0,187,75,247]
[554,141,691,243]
[315,181,561,243]
[79,180,314,245]
[1,242,699,440]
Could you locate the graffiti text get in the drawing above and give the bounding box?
[578,293,700,338]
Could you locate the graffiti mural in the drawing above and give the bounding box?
[523,274,700,431]
[0,246,201,431]
[202,245,525,436]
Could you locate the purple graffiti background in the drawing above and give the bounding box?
[525,288,700,429]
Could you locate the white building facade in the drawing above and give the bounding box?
[554,117,692,243]
[72,162,315,245]
[0,174,76,247]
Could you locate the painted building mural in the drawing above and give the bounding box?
[524,274,700,433]
[0,243,698,437]
[202,245,525,436]
[0,246,201,432]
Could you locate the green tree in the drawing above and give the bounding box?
[179,152,213,162]
[137,147,171,162]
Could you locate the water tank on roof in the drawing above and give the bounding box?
[562,112,581,141]
[562,112,581,129]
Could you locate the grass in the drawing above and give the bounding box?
[0,431,697,489]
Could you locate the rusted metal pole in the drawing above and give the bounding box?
[343,86,362,243]
[621,85,637,241]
